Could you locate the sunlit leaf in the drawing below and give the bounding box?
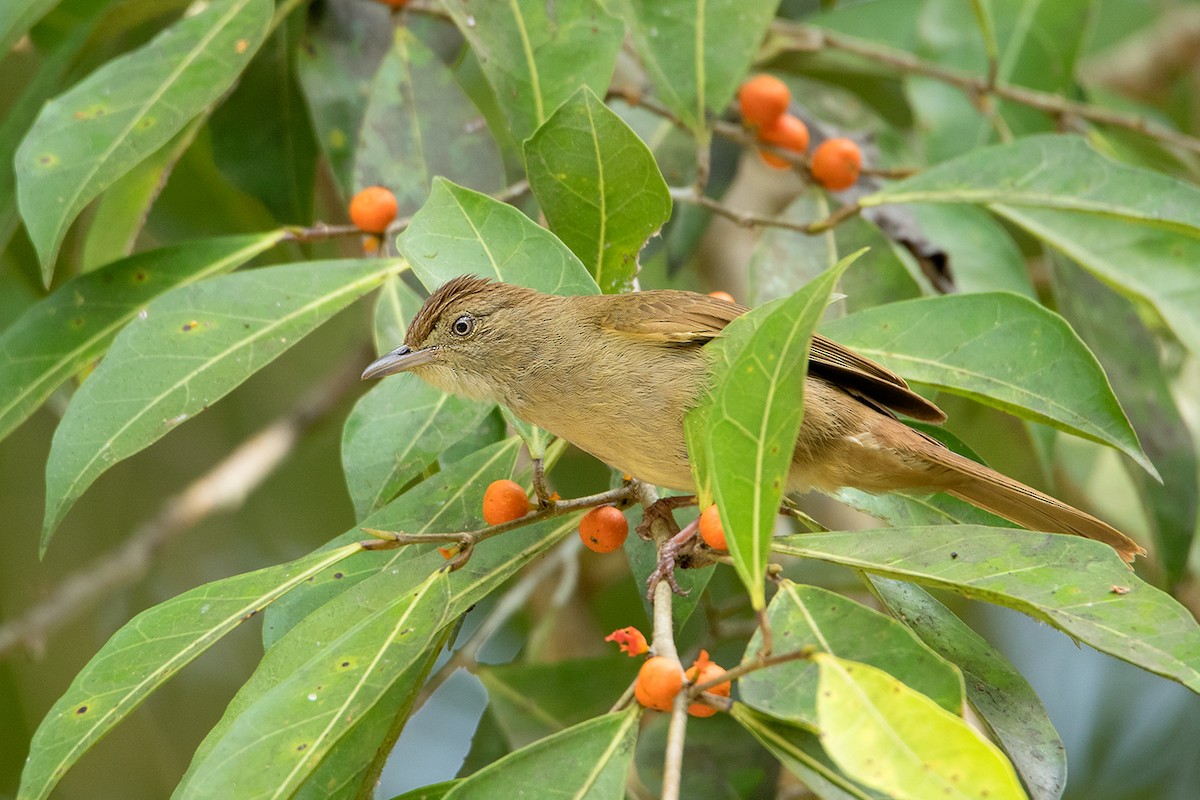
[740,582,964,727]
[0,233,284,445]
[42,259,403,550]
[814,653,1026,800]
[15,0,272,277]
[870,577,1066,800]
[17,544,362,800]
[775,527,1200,693]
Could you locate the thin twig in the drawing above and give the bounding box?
[777,22,1200,156]
[662,692,689,800]
[0,355,367,659]
[669,186,861,235]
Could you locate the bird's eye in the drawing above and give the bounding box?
[451,315,475,336]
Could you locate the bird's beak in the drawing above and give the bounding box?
[361,345,435,380]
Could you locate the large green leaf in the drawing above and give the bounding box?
[820,292,1153,475]
[0,233,283,446]
[1049,258,1197,589]
[869,577,1066,800]
[443,709,639,800]
[621,0,782,132]
[398,178,600,296]
[733,705,884,800]
[42,258,403,549]
[774,527,1200,693]
[16,544,362,800]
[15,0,272,277]
[814,653,1026,800]
[740,582,964,728]
[685,257,854,608]
[179,506,580,797]
[861,136,1200,357]
[440,0,623,142]
[354,28,504,214]
[263,436,523,646]
[341,378,494,519]
[525,87,671,294]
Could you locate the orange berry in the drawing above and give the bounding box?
[604,626,649,657]
[687,650,732,717]
[482,479,529,525]
[738,74,791,130]
[349,186,398,234]
[579,505,628,553]
[811,137,863,191]
[757,113,810,169]
[635,656,685,711]
[377,0,409,7]
[708,290,736,303]
[699,505,727,551]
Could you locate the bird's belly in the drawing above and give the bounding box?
[521,403,697,491]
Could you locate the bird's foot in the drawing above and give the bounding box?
[635,494,697,541]
[646,518,701,600]
[531,458,557,508]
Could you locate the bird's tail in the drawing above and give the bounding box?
[932,446,1144,563]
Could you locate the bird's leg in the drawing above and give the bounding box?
[635,494,697,541]
[531,457,556,508]
[646,517,701,600]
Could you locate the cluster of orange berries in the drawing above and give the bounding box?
[605,627,732,716]
[737,74,863,191]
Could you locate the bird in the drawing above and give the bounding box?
[361,275,1143,564]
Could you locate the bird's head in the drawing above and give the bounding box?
[361,276,538,403]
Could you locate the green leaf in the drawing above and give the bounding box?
[820,292,1154,476]
[373,273,424,354]
[354,28,504,215]
[476,656,641,749]
[835,488,1008,530]
[814,653,1026,800]
[42,258,402,550]
[180,505,579,797]
[387,782,458,800]
[0,0,60,56]
[211,15,318,224]
[869,577,1066,800]
[906,204,1034,297]
[79,117,207,271]
[686,256,855,608]
[16,544,361,800]
[740,582,964,728]
[774,527,1200,693]
[443,708,640,800]
[733,705,883,800]
[15,0,272,277]
[524,87,671,294]
[1049,258,1197,588]
[440,0,624,142]
[0,232,284,445]
[342,378,494,519]
[294,0,392,198]
[861,136,1200,357]
[398,178,599,295]
[621,0,782,132]
[263,437,523,646]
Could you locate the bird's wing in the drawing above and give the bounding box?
[599,290,946,422]
[596,291,744,344]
